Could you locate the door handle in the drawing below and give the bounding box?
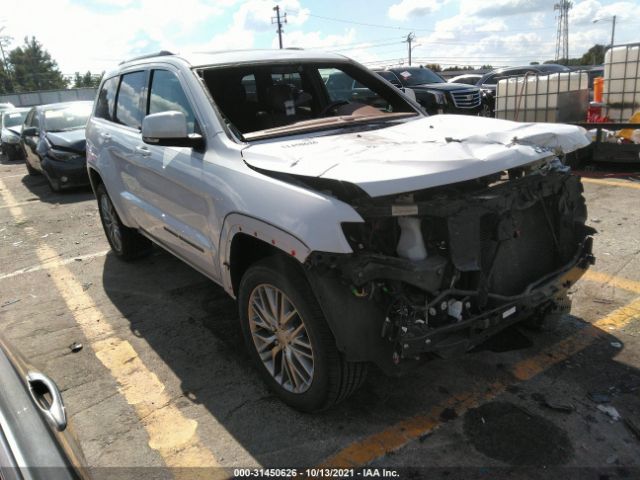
[135,145,151,157]
[27,371,67,431]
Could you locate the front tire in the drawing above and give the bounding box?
[238,256,367,412]
[96,183,151,260]
[45,171,62,192]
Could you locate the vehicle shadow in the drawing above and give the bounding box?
[0,153,24,166]
[19,174,93,205]
[100,249,640,469]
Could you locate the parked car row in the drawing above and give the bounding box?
[1,101,92,192]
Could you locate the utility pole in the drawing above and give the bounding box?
[610,15,616,47]
[405,32,415,66]
[272,5,287,49]
[593,14,617,50]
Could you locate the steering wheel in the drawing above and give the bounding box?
[320,100,350,116]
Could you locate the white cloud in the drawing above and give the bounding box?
[529,12,547,28]
[0,0,232,74]
[461,0,549,18]
[571,0,634,26]
[279,28,356,50]
[475,19,508,32]
[388,0,447,21]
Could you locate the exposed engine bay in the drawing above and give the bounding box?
[303,158,595,372]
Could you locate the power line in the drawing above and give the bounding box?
[304,11,558,34]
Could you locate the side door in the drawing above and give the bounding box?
[21,109,41,171]
[134,67,215,275]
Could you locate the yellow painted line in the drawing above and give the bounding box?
[583,270,640,295]
[0,250,109,280]
[0,200,33,209]
[0,179,229,478]
[319,297,640,468]
[0,174,26,180]
[581,177,640,190]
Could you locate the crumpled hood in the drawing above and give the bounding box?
[241,115,591,197]
[46,129,86,153]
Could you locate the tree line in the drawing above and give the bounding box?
[0,36,103,94]
[420,44,606,73]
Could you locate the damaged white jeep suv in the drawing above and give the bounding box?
[86,49,595,412]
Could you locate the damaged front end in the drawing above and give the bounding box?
[304,159,595,374]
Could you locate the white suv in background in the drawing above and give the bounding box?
[86,50,595,411]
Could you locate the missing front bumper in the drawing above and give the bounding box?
[397,237,594,358]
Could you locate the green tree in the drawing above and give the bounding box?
[580,44,605,65]
[442,65,475,72]
[72,70,103,88]
[0,61,12,94]
[9,36,66,92]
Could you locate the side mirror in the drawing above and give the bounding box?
[141,111,204,149]
[22,127,38,138]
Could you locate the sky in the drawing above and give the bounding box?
[0,0,637,77]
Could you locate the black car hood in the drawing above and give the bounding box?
[410,82,479,92]
[46,129,86,153]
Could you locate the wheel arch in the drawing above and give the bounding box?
[87,166,103,193]
[220,213,311,298]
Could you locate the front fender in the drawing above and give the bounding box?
[219,213,312,297]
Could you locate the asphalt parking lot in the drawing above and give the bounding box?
[1,155,640,479]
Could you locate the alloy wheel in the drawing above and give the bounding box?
[248,284,315,394]
[100,194,123,252]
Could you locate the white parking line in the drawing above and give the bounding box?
[0,250,109,280]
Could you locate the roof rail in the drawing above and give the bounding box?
[119,50,175,65]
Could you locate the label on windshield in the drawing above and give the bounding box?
[9,113,21,118]
[400,71,412,79]
[391,204,418,216]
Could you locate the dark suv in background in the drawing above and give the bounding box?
[374,66,483,115]
[476,64,572,116]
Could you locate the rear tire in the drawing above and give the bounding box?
[6,146,18,161]
[96,183,152,260]
[238,256,367,412]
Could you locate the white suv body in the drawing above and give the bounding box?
[86,50,595,411]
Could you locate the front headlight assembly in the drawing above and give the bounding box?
[425,89,447,105]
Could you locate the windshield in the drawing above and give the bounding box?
[392,68,445,86]
[44,104,91,131]
[3,111,27,128]
[198,61,417,140]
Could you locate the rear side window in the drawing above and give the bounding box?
[95,76,118,121]
[115,71,146,129]
[148,70,197,134]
